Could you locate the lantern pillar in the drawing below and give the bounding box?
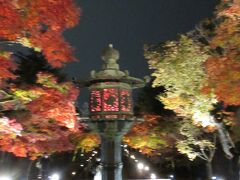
[87,119,135,180]
[101,135,122,180]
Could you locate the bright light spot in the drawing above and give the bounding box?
[193,111,216,128]
[80,154,84,156]
[211,177,217,180]
[92,154,95,156]
[80,164,84,167]
[94,170,102,180]
[72,171,76,175]
[144,166,149,171]
[96,158,101,162]
[150,173,157,179]
[123,144,127,148]
[93,151,98,154]
[137,162,144,170]
[50,173,60,180]
[135,159,138,162]
[130,155,135,159]
[169,174,174,178]
[0,176,11,180]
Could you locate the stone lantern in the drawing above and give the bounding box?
[77,44,145,180]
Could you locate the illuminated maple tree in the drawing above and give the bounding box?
[0,1,99,159]
[203,0,240,106]
[144,0,239,161]
[0,0,80,67]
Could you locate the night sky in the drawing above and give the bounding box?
[62,0,218,104]
[63,0,218,78]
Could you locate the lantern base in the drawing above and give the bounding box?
[80,118,143,180]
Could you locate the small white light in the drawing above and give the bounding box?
[137,162,144,170]
[92,154,95,156]
[124,144,127,148]
[211,177,217,180]
[50,173,60,180]
[144,166,149,171]
[150,173,157,179]
[80,154,84,156]
[169,174,174,178]
[135,159,138,162]
[80,164,84,167]
[130,155,135,159]
[0,176,11,180]
[93,151,98,154]
[72,171,76,175]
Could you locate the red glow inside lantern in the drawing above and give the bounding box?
[120,90,131,111]
[103,88,119,111]
[90,90,101,112]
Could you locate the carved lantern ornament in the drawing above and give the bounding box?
[88,44,145,120]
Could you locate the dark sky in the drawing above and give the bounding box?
[63,0,218,80]
[62,0,218,104]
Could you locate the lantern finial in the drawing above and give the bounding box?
[101,44,120,70]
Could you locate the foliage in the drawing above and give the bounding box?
[0,71,85,159]
[0,0,80,67]
[74,133,100,153]
[124,114,178,156]
[176,120,216,161]
[0,0,85,159]
[145,36,217,129]
[202,0,240,106]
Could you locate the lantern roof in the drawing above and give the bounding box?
[88,44,146,88]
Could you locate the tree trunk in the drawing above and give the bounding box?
[206,161,213,180]
[26,160,34,180]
